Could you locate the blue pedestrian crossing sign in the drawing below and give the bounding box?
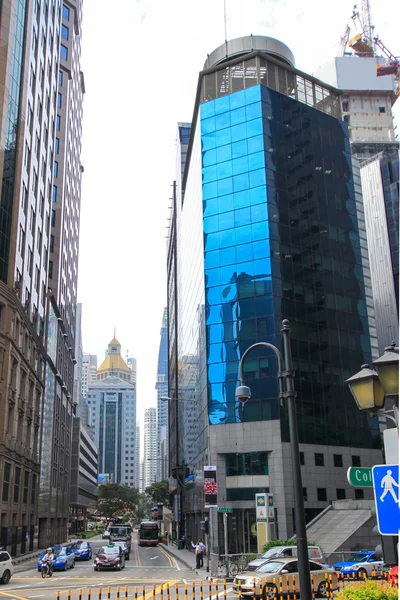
[372,464,400,535]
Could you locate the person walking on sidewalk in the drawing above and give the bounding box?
[198,540,206,567]
[192,540,202,569]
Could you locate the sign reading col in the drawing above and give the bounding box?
[204,466,218,508]
[347,467,373,488]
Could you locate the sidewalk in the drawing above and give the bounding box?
[161,543,207,574]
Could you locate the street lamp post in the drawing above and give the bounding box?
[235,319,312,600]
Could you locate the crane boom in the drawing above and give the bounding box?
[338,24,351,56]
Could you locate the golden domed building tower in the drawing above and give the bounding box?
[97,337,131,381]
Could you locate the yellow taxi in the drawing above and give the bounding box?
[232,557,338,598]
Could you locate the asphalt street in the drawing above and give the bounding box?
[3,535,236,600]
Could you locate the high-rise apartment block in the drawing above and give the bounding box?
[143,407,157,490]
[167,36,383,551]
[134,422,140,490]
[0,0,84,553]
[156,308,168,481]
[87,337,137,486]
[81,353,97,397]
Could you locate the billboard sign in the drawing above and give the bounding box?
[204,466,218,508]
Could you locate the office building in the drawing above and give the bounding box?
[81,353,98,398]
[69,418,98,534]
[134,422,140,490]
[127,357,137,385]
[0,0,84,554]
[86,338,136,486]
[38,0,85,549]
[167,35,383,552]
[143,407,157,490]
[316,56,399,353]
[156,308,168,481]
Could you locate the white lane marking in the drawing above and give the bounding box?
[29,595,45,598]
[183,579,188,585]
[150,556,159,560]
[173,558,180,571]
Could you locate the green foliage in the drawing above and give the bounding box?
[336,580,398,600]
[97,483,139,519]
[145,480,169,504]
[261,538,317,553]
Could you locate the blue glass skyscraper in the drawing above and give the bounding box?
[167,36,382,551]
[156,308,169,481]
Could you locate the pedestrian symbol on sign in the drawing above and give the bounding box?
[380,469,399,502]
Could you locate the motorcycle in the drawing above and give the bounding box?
[39,560,54,578]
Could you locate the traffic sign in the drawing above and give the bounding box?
[372,464,400,535]
[347,467,373,487]
[217,507,232,513]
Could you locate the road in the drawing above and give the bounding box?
[4,535,237,600]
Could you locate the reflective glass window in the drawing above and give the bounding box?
[216,112,230,130]
[235,207,251,227]
[231,123,247,143]
[231,106,246,126]
[232,140,247,158]
[216,144,232,163]
[60,44,68,60]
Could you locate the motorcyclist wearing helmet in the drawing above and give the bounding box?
[41,548,54,574]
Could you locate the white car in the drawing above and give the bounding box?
[102,530,111,539]
[0,549,14,584]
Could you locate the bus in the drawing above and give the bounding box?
[108,525,132,551]
[138,521,159,547]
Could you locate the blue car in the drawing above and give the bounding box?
[37,546,75,571]
[332,551,383,579]
[71,541,92,561]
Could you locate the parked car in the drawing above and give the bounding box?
[93,545,125,571]
[246,545,325,571]
[37,546,75,571]
[112,541,130,560]
[102,530,111,540]
[71,541,92,560]
[0,549,14,584]
[332,551,383,579]
[233,558,337,599]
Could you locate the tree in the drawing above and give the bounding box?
[145,480,169,505]
[97,483,139,520]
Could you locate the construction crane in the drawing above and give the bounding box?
[338,24,351,56]
[348,1,374,56]
[374,36,400,78]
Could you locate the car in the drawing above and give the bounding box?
[70,541,92,560]
[332,551,383,579]
[93,545,125,571]
[102,530,111,539]
[246,545,325,571]
[233,558,338,599]
[112,541,130,560]
[0,549,14,584]
[37,546,75,572]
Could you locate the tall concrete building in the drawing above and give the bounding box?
[87,338,137,486]
[134,422,140,490]
[0,0,84,554]
[316,56,399,353]
[167,35,383,552]
[156,308,168,481]
[143,407,157,490]
[127,357,137,385]
[81,353,97,398]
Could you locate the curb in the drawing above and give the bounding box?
[161,546,207,574]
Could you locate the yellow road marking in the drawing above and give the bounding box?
[0,591,29,600]
[157,546,174,568]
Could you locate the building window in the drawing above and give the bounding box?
[53,161,58,177]
[355,489,364,500]
[226,487,269,502]
[51,210,56,227]
[14,467,21,503]
[49,260,53,279]
[60,45,68,60]
[342,101,349,112]
[333,454,343,467]
[61,24,69,40]
[55,138,60,153]
[58,71,63,86]
[50,235,54,252]
[2,463,11,501]
[52,185,57,202]
[317,488,327,502]
[225,452,269,476]
[336,488,346,500]
[56,115,61,130]
[31,474,37,505]
[303,487,307,501]
[57,93,62,108]
[379,106,386,113]
[315,453,324,466]
[62,4,70,20]
[352,455,361,467]
[300,452,305,465]
[23,471,29,504]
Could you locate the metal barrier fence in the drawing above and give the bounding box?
[54,571,398,600]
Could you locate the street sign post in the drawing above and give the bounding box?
[217,507,232,513]
[347,467,373,487]
[372,464,400,535]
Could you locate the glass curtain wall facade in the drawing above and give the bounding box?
[169,42,382,546]
[156,308,168,481]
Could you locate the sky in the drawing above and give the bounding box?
[77,0,399,443]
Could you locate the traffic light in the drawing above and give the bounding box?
[157,503,163,520]
[200,520,209,535]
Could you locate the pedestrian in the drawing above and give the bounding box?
[199,540,206,567]
[192,540,202,569]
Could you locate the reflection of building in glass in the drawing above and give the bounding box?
[144,407,157,489]
[167,35,383,552]
[156,308,168,481]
